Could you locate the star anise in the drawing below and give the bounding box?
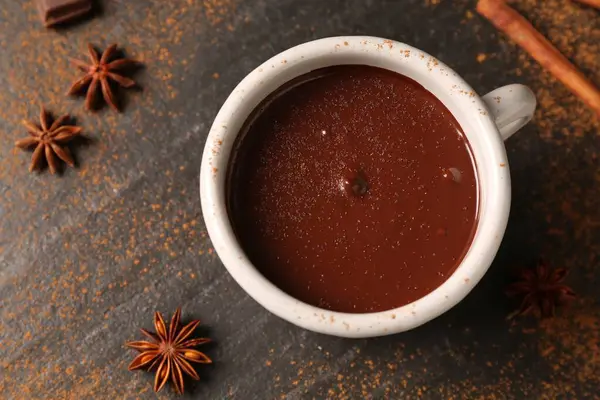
[68,43,138,112]
[15,106,82,174]
[506,260,576,318]
[126,307,212,394]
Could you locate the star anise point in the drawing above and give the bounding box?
[506,260,576,319]
[126,307,211,394]
[68,43,140,112]
[16,106,82,174]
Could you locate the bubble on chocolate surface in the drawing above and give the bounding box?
[442,167,462,183]
[342,171,369,197]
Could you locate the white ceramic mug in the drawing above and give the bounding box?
[200,36,536,338]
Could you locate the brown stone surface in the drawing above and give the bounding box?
[0,0,598,398]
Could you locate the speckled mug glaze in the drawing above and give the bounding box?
[200,36,536,338]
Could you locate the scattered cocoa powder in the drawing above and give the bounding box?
[511,0,600,139]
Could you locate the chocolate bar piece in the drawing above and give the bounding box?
[36,0,93,28]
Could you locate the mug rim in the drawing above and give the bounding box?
[200,36,510,338]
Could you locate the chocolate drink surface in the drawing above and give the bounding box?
[227,65,478,313]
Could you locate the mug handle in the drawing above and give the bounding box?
[481,84,537,141]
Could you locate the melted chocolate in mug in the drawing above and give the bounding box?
[227,65,478,313]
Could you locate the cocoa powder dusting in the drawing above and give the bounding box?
[228,66,478,313]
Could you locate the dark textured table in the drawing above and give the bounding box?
[1,0,599,399]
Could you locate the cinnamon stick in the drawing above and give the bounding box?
[477,0,600,117]
[571,0,600,9]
